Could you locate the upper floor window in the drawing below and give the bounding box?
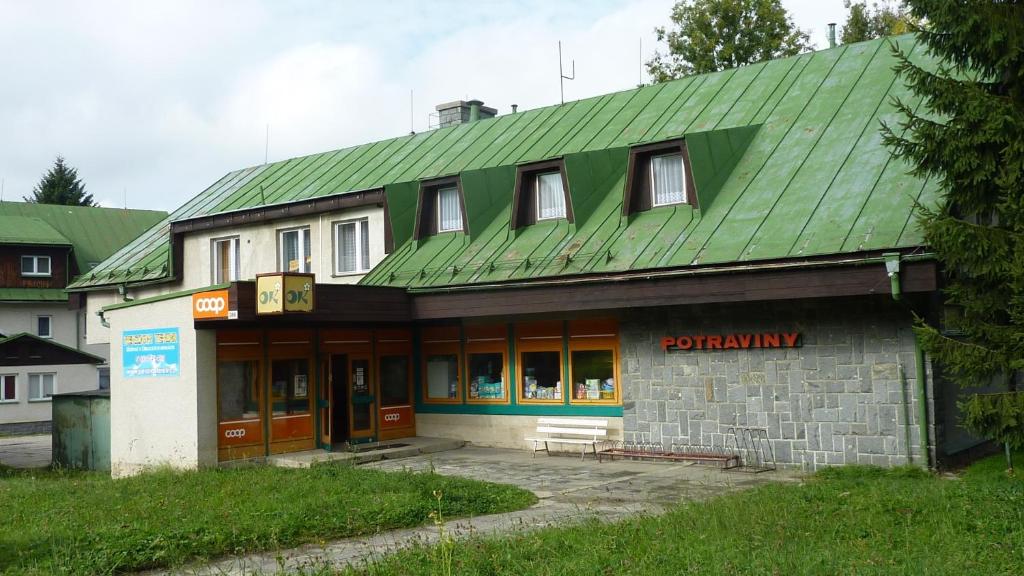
[334,218,370,274]
[212,236,240,284]
[511,160,573,229]
[36,316,52,339]
[650,152,686,206]
[28,373,54,401]
[623,139,695,215]
[437,186,462,232]
[414,177,466,239]
[536,172,566,220]
[21,255,51,277]
[279,227,311,273]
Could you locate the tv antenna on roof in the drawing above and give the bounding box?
[558,40,575,105]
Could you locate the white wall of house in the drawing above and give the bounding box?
[106,295,217,478]
[83,204,386,349]
[181,205,386,289]
[0,302,107,360]
[0,363,99,425]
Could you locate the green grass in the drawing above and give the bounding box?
[348,453,1024,576]
[0,463,536,575]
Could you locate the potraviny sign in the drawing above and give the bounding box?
[661,332,801,351]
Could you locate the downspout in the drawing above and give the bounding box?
[885,252,932,468]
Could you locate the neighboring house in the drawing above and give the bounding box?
[70,37,977,477]
[0,201,166,433]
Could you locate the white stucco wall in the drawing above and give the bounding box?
[106,295,217,477]
[181,205,386,290]
[0,303,79,347]
[0,363,99,425]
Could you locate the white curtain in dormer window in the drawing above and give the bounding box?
[438,186,462,232]
[651,153,685,205]
[537,172,565,219]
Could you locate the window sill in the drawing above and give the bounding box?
[423,397,462,404]
[21,273,52,278]
[0,400,18,405]
[332,270,369,278]
[28,398,52,403]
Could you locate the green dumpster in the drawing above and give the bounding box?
[52,389,110,471]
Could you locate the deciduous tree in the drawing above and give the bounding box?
[646,0,810,82]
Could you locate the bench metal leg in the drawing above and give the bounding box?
[544,441,550,456]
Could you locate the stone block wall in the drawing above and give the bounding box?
[620,297,935,469]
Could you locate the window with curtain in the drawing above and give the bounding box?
[28,373,54,401]
[335,219,370,274]
[212,237,239,283]
[536,172,566,220]
[650,152,685,206]
[279,228,311,272]
[437,186,462,232]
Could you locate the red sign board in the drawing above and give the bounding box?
[380,406,413,429]
[661,332,801,351]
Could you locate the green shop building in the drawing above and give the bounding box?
[70,35,977,477]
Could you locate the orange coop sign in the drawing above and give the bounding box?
[380,406,413,429]
[192,290,231,320]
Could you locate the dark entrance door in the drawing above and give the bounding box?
[330,354,349,446]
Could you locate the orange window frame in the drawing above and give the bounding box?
[266,330,315,446]
[464,324,509,404]
[376,328,413,408]
[421,326,462,404]
[516,320,564,404]
[216,330,264,457]
[567,319,620,405]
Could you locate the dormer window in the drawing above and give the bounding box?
[21,255,51,277]
[623,139,695,215]
[437,186,463,232]
[414,177,466,239]
[536,172,566,220]
[651,152,686,206]
[511,159,573,229]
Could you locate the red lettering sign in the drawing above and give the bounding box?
[661,332,801,351]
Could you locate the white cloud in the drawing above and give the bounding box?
[0,0,850,212]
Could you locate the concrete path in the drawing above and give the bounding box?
[155,446,801,575]
[0,434,51,468]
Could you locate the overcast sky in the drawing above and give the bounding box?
[0,0,849,212]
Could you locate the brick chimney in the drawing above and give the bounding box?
[435,99,497,128]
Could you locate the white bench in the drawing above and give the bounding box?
[525,417,608,461]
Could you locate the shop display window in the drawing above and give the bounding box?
[422,326,461,403]
[270,358,310,415]
[520,351,562,400]
[570,350,615,401]
[568,319,620,404]
[218,361,260,420]
[426,354,459,400]
[380,355,411,406]
[467,352,505,401]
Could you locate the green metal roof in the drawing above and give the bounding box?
[0,202,166,275]
[0,215,71,247]
[71,35,938,291]
[0,288,68,302]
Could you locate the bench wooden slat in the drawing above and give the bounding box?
[524,437,595,444]
[535,426,607,436]
[536,417,608,427]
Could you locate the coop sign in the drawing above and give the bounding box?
[122,328,180,378]
[256,273,315,315]
[660,332,801,352]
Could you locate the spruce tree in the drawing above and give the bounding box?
[25,156,96,206]
[882,0,1024,467]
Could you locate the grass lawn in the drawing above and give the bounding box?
[0,463,536,575]
[348,453,1024,576]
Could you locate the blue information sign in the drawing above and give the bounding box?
[122,328,180,378]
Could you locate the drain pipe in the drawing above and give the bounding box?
[885,252,932,468]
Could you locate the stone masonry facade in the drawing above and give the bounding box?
[620,297,936,469]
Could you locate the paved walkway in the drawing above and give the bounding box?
[0,434,51,468]
[156,446,801,575]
